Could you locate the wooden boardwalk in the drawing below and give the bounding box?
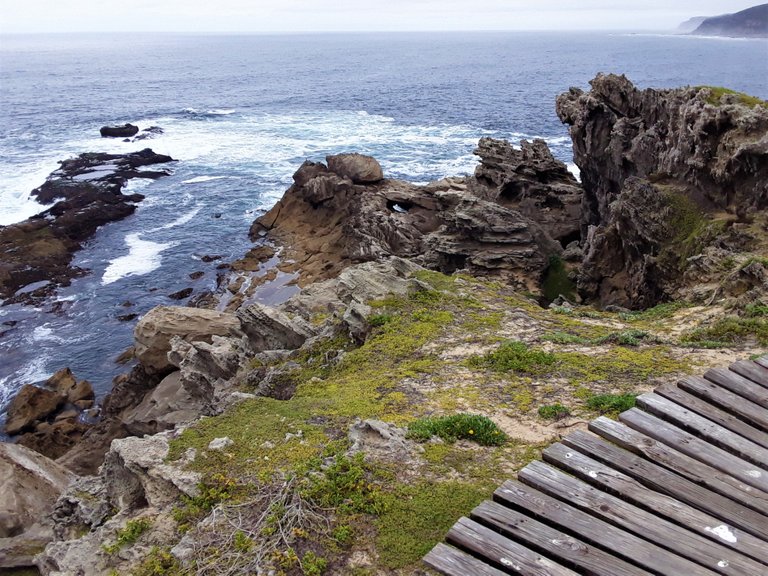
[424,356,768,576]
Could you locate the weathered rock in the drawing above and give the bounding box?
[0,443,74,569]
[134,306,241,373]
[236,302,316,352]
[168,287,193,300]
[326,152,384,183]
[556,73,768,307]
[99,123,139,137]
[4,384,64,435]
[253,147,566,292]
[17,418,91,460]
[119,371,205,432]
[48,476,111,542]
[0,149,173,304]
[348,419,414,464]
[470,137,583,246]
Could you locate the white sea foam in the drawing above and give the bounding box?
[154,206,202,231]
[0,355,49,409]
[101,233,172,285]
[181,175,233,184]
[32,324,72,344]
[567,163,581,182]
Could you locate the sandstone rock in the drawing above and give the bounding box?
[327,152,384,183]
[0,443,74,568]
[46,368,76,396]
[134,306,241,372]
[236,302,315,352]
[48,476,111,542]
[68,379,94,404]
[348,419,413,464]
[119,371,205,432]
[4,384,64,435]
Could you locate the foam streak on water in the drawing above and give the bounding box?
[101,233,173,285]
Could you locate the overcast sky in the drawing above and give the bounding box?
[0,1,761,34]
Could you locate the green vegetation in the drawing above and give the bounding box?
[745,303,768,318]
[541,331,590,345]
[302,453,387,515]
[537,403,571,420]
[173,474,236,532]
[375,481,490,569]
[681,316,768,347]
[468,340,556,374]
[585,393,637,417]
[103,517,152,555]
[131,547,182,576]
[697,86,768,108]
[595,329,651,346]
[541,255,576,303]
[407,413,508,446]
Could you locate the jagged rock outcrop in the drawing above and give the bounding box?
[252,148,568,292]
[0,149,174,305]
[557,73,768,308]
[0,443,74,569]
[469,137,583,246]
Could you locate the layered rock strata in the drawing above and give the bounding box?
[252,141,580,293]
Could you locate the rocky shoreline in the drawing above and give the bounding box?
[1,74,767,574]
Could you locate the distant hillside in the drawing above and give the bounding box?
[692,3,768,37]
[677,16,708,33]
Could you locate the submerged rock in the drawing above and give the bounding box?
[99,123,139,137]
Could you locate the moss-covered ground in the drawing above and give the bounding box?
[150,269,763,575]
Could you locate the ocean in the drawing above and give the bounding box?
[0,31,767,427]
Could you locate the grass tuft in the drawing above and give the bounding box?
[468,340,556,374]
[407,413,507,446]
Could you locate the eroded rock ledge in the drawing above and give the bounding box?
[0,148,174,305]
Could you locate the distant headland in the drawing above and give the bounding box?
[683,3,768,38]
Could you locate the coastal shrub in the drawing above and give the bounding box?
[537,403,571,420]
[596,329,651,346]
[131,547,182,576]
[301,453,386,515]
[745,303,768,318]
[619,300,690,322]
[407,413,507,446]
[301,551,328,576]
[697,86,768,108]
[368,313,393,327]
[681,316,768,347]
[541,255,576,303]
[172,474,236,531]
[585,393,637,416]
[468,340,556,374]
[102,517,152,554]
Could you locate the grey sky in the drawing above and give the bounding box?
[0,1,760,33]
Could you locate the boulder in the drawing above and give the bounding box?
[0,443,74,568]
[133,306,241,372]
[236,302,315,352]
[99,123,139,137]
[327,152,384,183]
[4,384,64,435]
[119,371,204,431]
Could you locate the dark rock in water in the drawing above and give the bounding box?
[133,125,164,141]
[556,73,768,308]
[117,313,138,322]
[0,148,174,305]
[99,123,139,137]
[252,140,570,292]
[201,254,223,263]
[168,287,193,300]
[189,271,205,280]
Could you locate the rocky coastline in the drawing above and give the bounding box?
[1,74,767,574]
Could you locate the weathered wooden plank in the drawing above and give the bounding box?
[705,367,768,408]
[444,517,579,575]
[636,392,768,467]
[471,500,652,576]
[730,359,768,388]
[578,422,768,535]
[424,542,509,576]
[656,383,768,449]
[543,442,768,563]
[494,479,721,576]
[755,355,768,370]
[620,408,768,493]
[518,460,765,575]
[679,375,768,432]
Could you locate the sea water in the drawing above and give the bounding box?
[0,31,766,425]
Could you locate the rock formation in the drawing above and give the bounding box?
[0,443,74,569]
[252,145,576,293]
[100,123,139,137]
[0,148,174,305]
[556,73,768,308]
